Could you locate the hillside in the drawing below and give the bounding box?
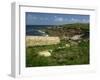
[26,23,90,67]
[42,23,89,39]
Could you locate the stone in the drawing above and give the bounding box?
[71,35,82,40]
[38,50,51,57]
[65,44,70,47]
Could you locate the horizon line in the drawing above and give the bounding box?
[26,22,89,26]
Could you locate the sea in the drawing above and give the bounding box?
[26,25,53,36]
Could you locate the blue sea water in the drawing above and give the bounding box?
[26,25,50,36]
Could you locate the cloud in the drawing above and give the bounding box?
[71,18,79,22]
[40,18,43,20]
[82,19,89,23]
[44,18,49,20]
[27,14,37,20]
[32,17,37,20]
[54,16,57,18]
[39,17,49,21]
[54,17,64,22]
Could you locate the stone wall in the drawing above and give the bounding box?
[26,36,60,47]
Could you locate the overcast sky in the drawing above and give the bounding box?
[26,12,89,25]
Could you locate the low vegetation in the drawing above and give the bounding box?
[26,23,90,67]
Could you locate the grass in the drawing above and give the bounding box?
[26,23,89,67]
[26,39,89,67]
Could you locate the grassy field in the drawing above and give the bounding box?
[26,39,89,67]
[26,23,89,67]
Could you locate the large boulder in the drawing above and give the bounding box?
[70,35,82,40]
[38,50,51,57]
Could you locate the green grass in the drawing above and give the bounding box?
[26,39,89,67]
[26,23,89,67]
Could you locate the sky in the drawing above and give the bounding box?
[26,12,89,25]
